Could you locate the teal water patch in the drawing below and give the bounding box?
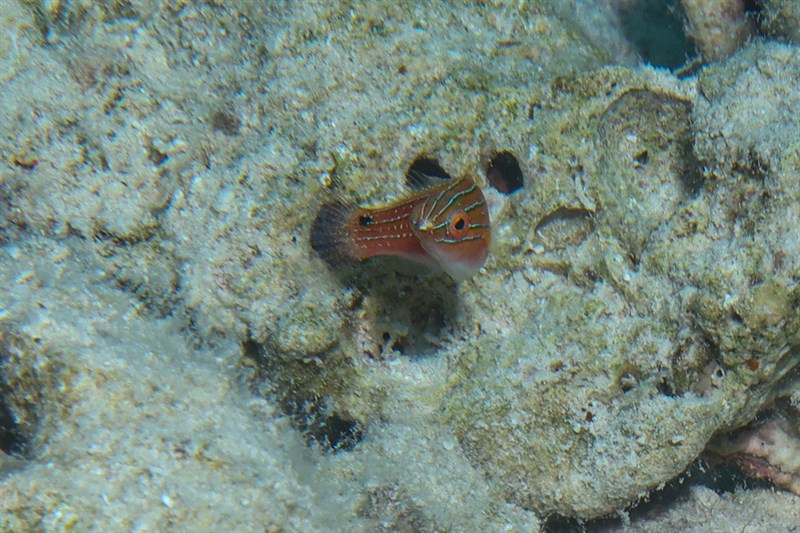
[617,0,695,69]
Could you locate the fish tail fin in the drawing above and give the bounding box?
[310,200,357,265]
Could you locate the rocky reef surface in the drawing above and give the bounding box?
[1,1,798,531]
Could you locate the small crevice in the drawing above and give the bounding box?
[534,207,593,234]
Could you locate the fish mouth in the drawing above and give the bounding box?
[416,218,434,231]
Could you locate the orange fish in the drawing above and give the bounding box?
[310,174,491,280]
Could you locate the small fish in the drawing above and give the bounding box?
[311,174,491,280]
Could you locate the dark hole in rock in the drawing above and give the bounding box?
[486,151,524,194]
[0,393,25,456]
[210,110,241,136]
[406,156,451,189]
[282,395,363,453]
[389,337,406,354]
[242,338,263,359]
[616,0,694,70]
[743,0,764,29]
[305,411,363,452]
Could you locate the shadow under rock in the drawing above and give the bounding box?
[243,262,462,453]
[542,459,772,532]
[242,338,364,453]
[0,357,27,459]
[0,395,25,458]
[349,261,462,358]
[616,0,694,70]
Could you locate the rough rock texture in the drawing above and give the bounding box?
[0,237,345,531]
[759,0,800,42]
[441,44,800,517]
[680,0,752,62]
[0,0,799,530]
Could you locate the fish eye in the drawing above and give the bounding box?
[447,210,470,239]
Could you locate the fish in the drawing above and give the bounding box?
[310,173,491,280]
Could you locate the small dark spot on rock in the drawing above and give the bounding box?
[307,412,363,452]
[211,110,241,136]
[12,156,38,170]
[486,151,524,194]
[657,377,677,397]
[619,371,638,393]
[241,338,264,360]
[147,145,169,167]
[397,64,407,74]
[633,149,649,167]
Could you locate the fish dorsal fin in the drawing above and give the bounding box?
[406,168,450,191]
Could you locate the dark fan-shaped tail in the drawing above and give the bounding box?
[310,200,356,266]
